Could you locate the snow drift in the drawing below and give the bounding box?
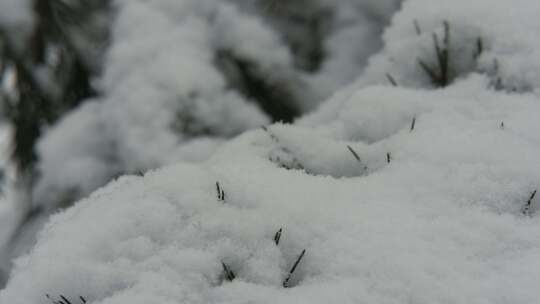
[2,76,540,303]
[3,0,540,303]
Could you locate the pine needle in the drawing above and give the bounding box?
[283,249,306,288]
[347,145,361,162]
[222,262,236,281]
[274,228,282,245]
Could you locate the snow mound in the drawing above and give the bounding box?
[33,0,282,209]
[33,0,403,210]
[360,0,540,92]
[2,77,540,304]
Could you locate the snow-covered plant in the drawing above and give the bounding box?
[0,0,404,279]
[3,79,540,303]
[0,0,404,213]
[359,0,540,93]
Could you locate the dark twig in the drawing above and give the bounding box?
[283,249,306,288]
[410,116,416,132]
[387,152,392,164]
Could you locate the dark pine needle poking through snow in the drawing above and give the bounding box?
[417,21,452,87]
[222,262,236,281]
[386,73,398,86]
[347,145,361,162]
[60,295,73,304]
[523,190,537,215]
[283,249,306,288]
[413,19,422,35]
[46,294,86,304]
[474,37,484,59]
[274,228,283,245]
[216,182,225,202]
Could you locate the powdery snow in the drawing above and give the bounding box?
[32,0,402,210]
[33,0,278,209]
[359,0,540,92]
[1,77,540,303]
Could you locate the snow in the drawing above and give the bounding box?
[32,0,402,210]
[2,75,540,303]
[307,0,402,96]
[359,0,540,92]
[3,0,540,302]
[33,0,280,208]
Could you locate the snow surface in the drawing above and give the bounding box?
[33,0,401,210]
[33,0,280,208]
[2,76,540,303]
[3,0,540,302]
[0,0,403,283]
[359,0,540,92]
[306,0,402,96]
